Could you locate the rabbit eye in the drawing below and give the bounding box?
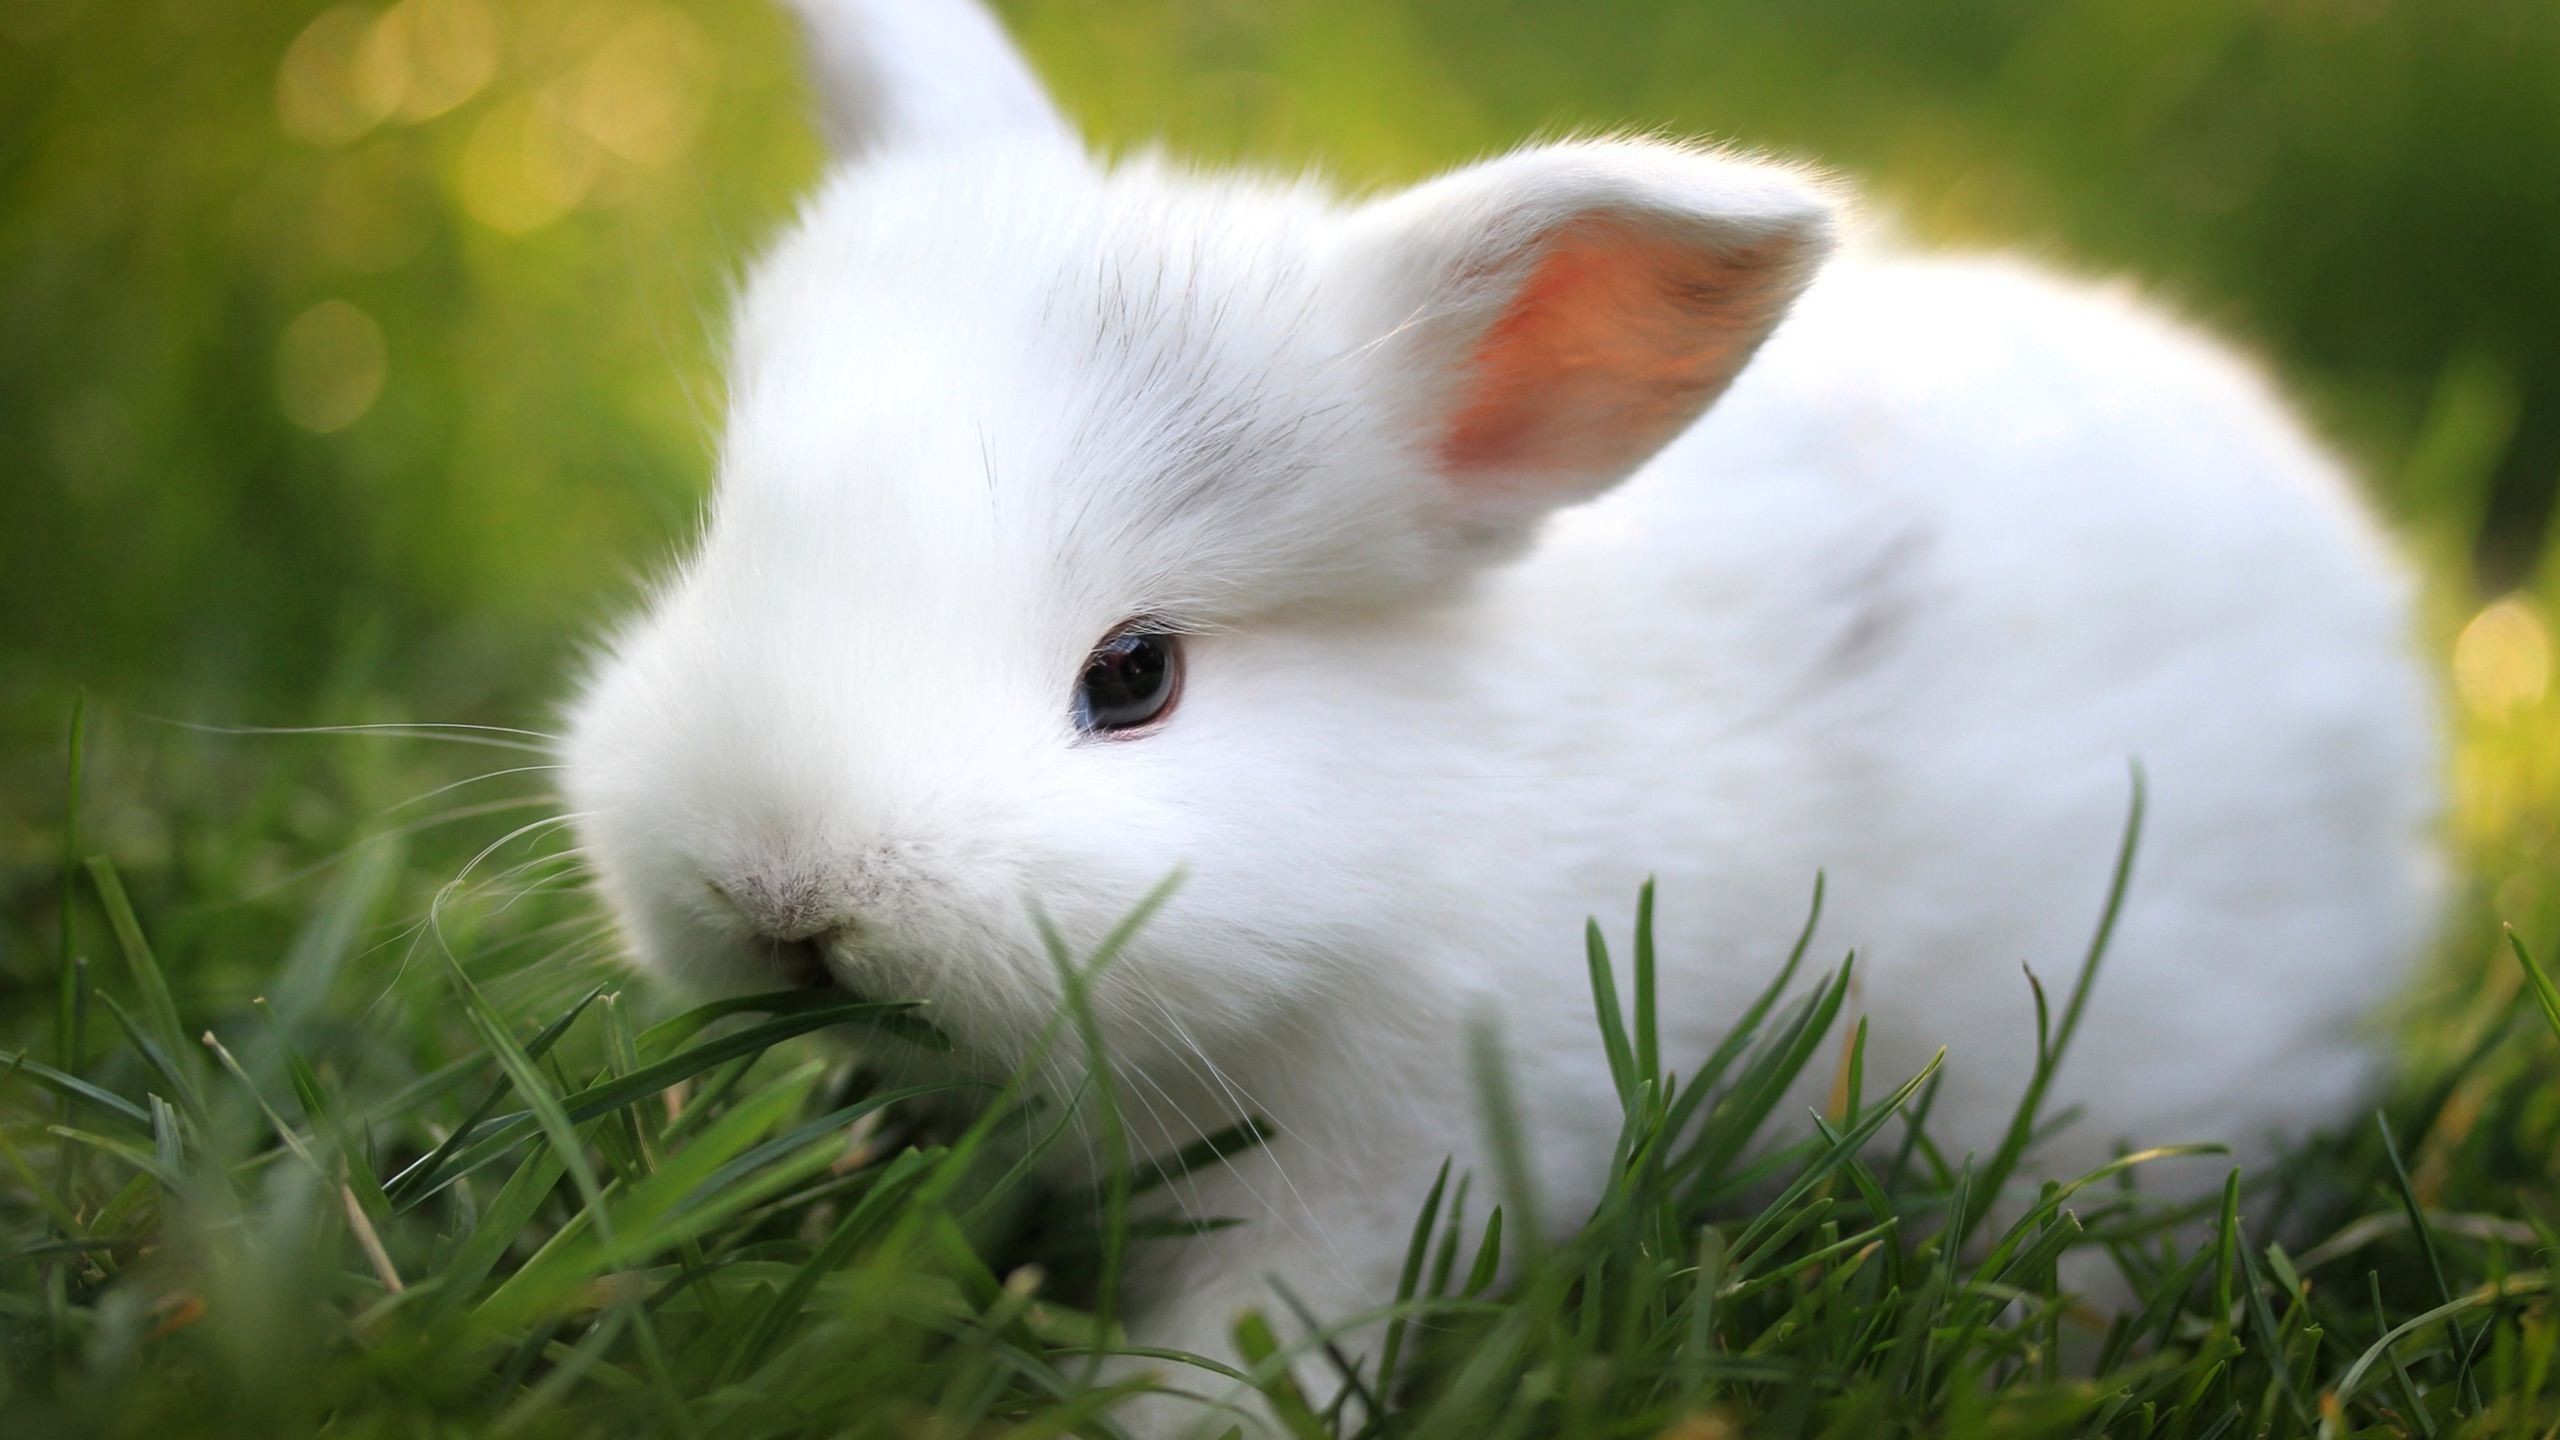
[1076,627,1182,736]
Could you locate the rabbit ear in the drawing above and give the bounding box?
[783,0,1073,157]
[1329,140,1837,543]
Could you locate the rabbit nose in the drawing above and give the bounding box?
[716,884,856,993]
[712,873,855,947]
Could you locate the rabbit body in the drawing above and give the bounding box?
[561,0,2439,1424]
[1076,243,2440,1382]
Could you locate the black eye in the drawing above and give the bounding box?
[1075,627,1182,735]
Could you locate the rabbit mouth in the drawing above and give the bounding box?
[774,936,837,991]
[766,934,890,1009]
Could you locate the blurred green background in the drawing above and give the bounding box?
[4,0,2558,968]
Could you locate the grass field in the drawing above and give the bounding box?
[7,1,2560,1435]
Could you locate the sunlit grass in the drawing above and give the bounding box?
[6,678,2560,1436]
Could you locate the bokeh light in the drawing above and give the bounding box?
[276,299,389,432]
[569,5,713,165]
[365,0,500,124]
[2453,593,2553,723]
[277,6,401,146]
[456,92,601,233]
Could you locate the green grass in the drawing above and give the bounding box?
[7,712,2560,1438]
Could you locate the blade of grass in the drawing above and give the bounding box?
[1468,1017,1542,1267]
[1958,763,2144,1247]
[1091,1113,1273,1204]
[0,1049,150,1130]
[0,1120,87,1235]
[84,857,198,1104]
[1373,1157,1452,1411]
[396,993,932,1208]
[2334,1273,2551,1412]
[718,1146,938,1383]
[255,1001,393,1223]
[1727,1048,1941,1260]
[409,1147,567,1326]
[446,957,612,1236]
[2506,928,2560,1044]
[381,983,606,1203]
[1585,919,1638,1105]
[53,694,89,1212]
[44,1125,186,1188]
[1683,958,1859,1194]
[96,992,207,1127]
[1633,878,1660,1095]
[2379,1108,2484,1413]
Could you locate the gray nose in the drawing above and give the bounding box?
[715,874,855,994]
[714,870,853,945]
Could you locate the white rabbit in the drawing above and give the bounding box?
[560,0,2441,1427]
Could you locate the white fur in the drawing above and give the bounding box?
[782,0,1068,155]
[562,0,2441,1427]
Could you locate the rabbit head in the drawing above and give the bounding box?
[561,0,1837,1071]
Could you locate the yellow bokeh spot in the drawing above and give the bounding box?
[457,94,602,234]
[361,0,501,125]
[277,7,400,147]
[569,5,714,165]
[277,300,388,432]
[2453,593,2552,723]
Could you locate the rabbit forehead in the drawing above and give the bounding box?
[711,147,1422,626]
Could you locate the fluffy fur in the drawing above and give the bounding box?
[561,0,2441,1427]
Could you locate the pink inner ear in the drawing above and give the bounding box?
[1437,218,1793,492]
